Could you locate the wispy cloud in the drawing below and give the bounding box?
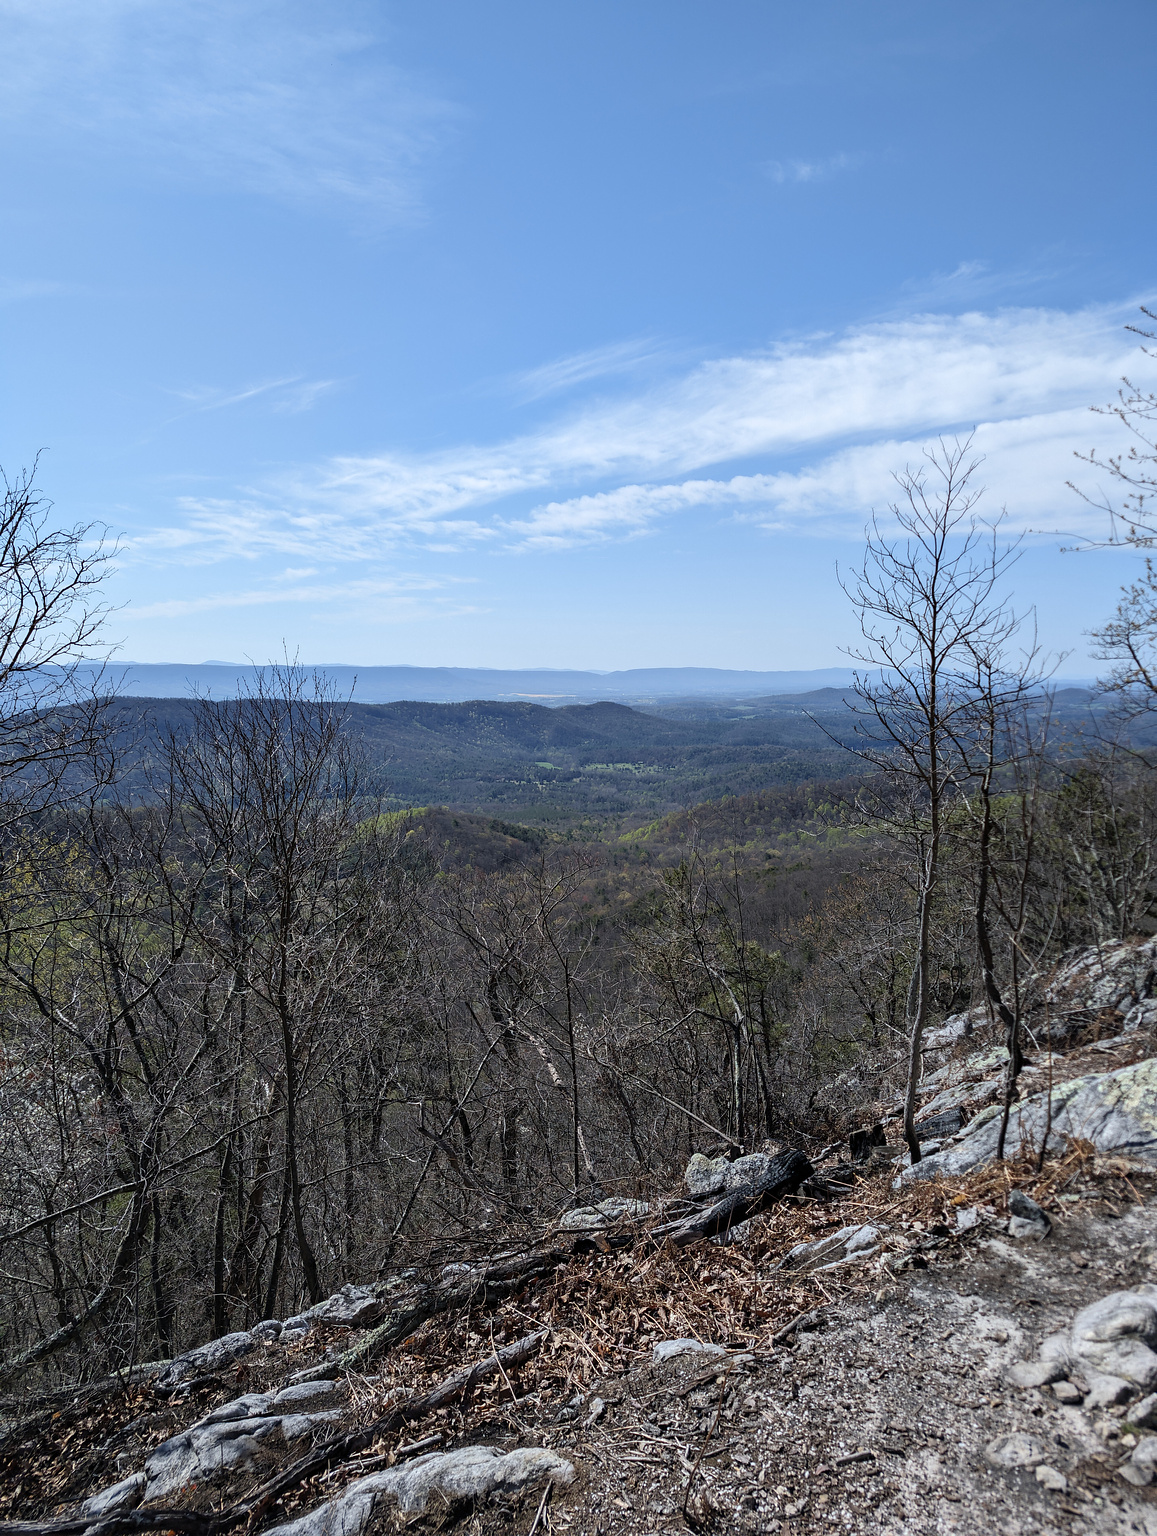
[129,300,1151,562]
[0,0,457,218]
[0,275,79,305]
[124,571,475,621]
[764,152,860,185]
[510,339,666,402]
[163,375,338,421]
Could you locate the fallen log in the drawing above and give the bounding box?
[294,1249,565,1384]
[649,1149,814,1246]
[0,1331,548,1536]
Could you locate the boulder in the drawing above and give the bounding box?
[1072,1290,1157,1387]
[145,1414,284,1499]
[724,1153,780,1191]
[558,1197,650,1231]
[260,1447,575,1534]
[79,1472,146,1518]
[1007,1358,1066,1390]
[903,1056,1157,1182]
[155,1330,256,1390]
[684,1153,729,1198]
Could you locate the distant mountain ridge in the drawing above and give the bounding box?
[77,662,861,704]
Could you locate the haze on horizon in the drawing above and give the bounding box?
[1,1,1155,674]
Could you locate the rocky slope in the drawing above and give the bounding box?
[6,939,1157,1536]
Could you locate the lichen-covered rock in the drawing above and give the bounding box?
[260,1447,575,1535]
[155,1330,256,1390]
[558,1197,650,1231]
[684,1153,729,1197]
[723,1153,777,1191]
[904,1056,1157,1181]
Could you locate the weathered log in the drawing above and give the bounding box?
[650,1149,814,1246]
[294,1250,564,1384]
[0,1331,548,1536]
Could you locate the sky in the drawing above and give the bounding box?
[1,0,1155,673]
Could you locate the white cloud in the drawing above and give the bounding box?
[0,0,455,217]
[765,152,860,184]
[124,572,474,621]
[511,339,665,401]
[129,299,1153,561]
[163,375,338,420]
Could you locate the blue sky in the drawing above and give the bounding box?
[1,0,1155,671]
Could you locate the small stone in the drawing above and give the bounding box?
[1130,1392,1157,1428]
[984,1432,1046,1468]
[1009,1214,1051,1241]
[956,1206,981,1233]
[1051,1380,1083,1403]
[584,1396,606,1426]
[652,1338,727,1363]
[1007,1359,1065,1390]
[1035,1465,1068,1493]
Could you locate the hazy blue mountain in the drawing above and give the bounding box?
[78,662,860,704]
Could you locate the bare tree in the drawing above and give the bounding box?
[0,457,115,819]
[841,437,1029,1162]
[1068,307,1157,707]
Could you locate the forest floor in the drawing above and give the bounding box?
[4,1140,1157,1536]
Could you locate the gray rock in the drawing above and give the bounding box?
[558,1197,650,1231]
[1035,1464,1068,1492]
[305,1284,385,1329]
[1129,1392,1157,1428]
[955,1206,981,1233]
[1052,1380,1084,1403]
[1072,1291,1157,1387]
[280,1326,310,1344]
[79,1472,147,1517]
[145,1414,283,1499]
[281,1410,343,1443]
[903,1056,1157,1181]
[1008,1190,1051,1240]
[1009,1215,1050,1240]
[652,1338,727,1363]
[1040,1332,1075,1372]
[1122,1435,1157,1487]
[723,1153,777,1191]
[260,1447,575,1534]
[984,1432,1046,1468]
[684,1153,729,1197]
[777,1224,885,1274]
[1084,1370,1135,1408]
[1007,1359,1066,1389]
[201,1391,276,1424]
[249,1318,283,1341]
[1125,1001,1157,1033]
[274,1380,346,1408]
[155,1330,256,1389]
